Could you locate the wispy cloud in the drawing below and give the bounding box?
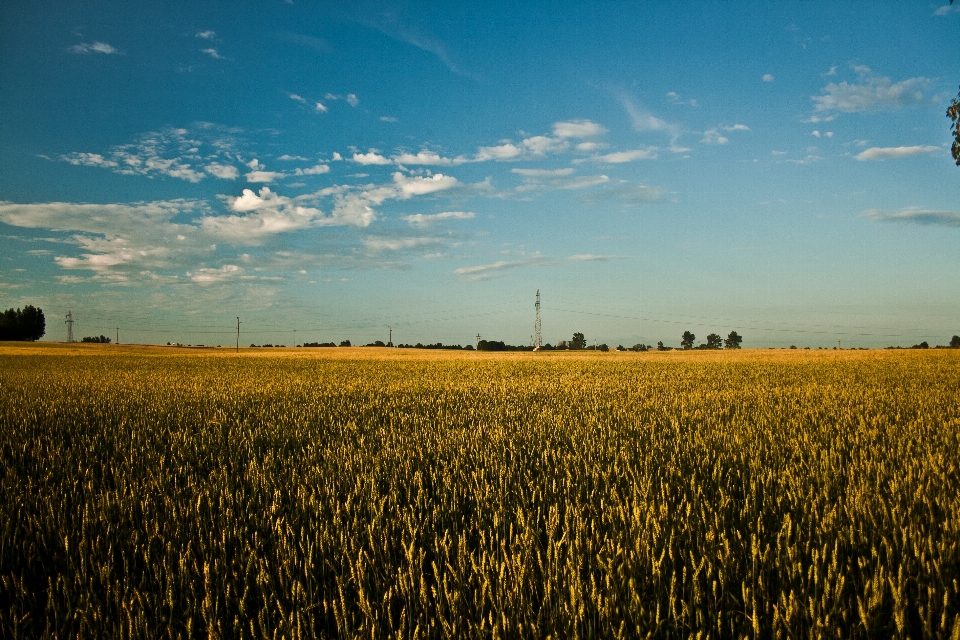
[666,91,698,106]
[69,41,120,55]
[619,94,681,140]
[862,208,960,227]
[201,48,225,60]
[762,74,774,83]
[195,30,216,39]
[579,184,667,206]
[855,145,940,161]
[552,120,607,138]
[454,253,618,281]
[583,149,658,163]
[403,211,474,227]
[58,124,242,183]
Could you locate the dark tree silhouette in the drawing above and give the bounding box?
[724,331,743,350]
[949,86,960,166]
[571,332,586,350]
[681,331,695,350]
[705,333,723,350]
[0,305,45,341]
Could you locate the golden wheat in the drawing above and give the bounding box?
[1,345,958,638]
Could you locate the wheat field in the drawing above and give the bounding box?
[1,344,959,638]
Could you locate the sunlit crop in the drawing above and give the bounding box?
[2,345,959,638]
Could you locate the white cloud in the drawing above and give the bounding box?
[934,4,960,15]
[575,141,606,152]
[812,67,931,114]
[511,168,575,177]
[701,128,728,145]
[762,74,774,82]
[70,42,120,54]
[723,124,750,132]
[855,145,940,161]
[475,142,523,162]
[403,211,475,227]
[315,102,328,113]
[277,155,308,161]
[862,208,960,226]
[521,135,569,155]
[201,48,224,60]
[245,170,286,182]
[61,153,119,168]
[196,30,216,39]
[59,124,241,183]
[189,264,242,284]
[294,164,330,175]
[587,149,657,163]
[811,130,821,138]
[392,172,459,197]
[552,120,606,138]
[823,66,837,76]
[288,93,306,103]
[346,94,359,107]
[205,163,239,180]
[393,150,462,166]
[380,116,398,122]
[352,151,392,165]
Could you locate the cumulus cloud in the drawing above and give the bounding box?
[352,151,392,165]
[201,48,224,59]
[346,94,359,107]
[855,146,940,161]
[862,208,960,227]
[294,164,331,175]
[196,30,216,39]
[393,150,463,166]
[69,42,120,54]
[812,67,931,115]
[762,74,775,82]
[402,211,475,227]
[315,102,328,113]
[475,142,523,162]
[392,172,459,197]
[245,170,286,182]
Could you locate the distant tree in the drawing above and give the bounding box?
[949,86,960,166]
[681,331,695,350]
[339,339,351,347]
[0,305,46,341]
[951,335,960,349]
[724,331,743,350]
[656,341,666,351]
[705,333,723,350]
[556,340,568,349]
[598,343,609,352]
[81,335,111,343]
[571,332,586,350]
[632,343,649,352]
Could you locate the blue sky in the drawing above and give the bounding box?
[1,1,958,348]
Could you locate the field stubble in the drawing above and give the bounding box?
[1,345,959,638]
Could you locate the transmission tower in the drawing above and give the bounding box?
[533,290,542,349]
[65,310,74,343]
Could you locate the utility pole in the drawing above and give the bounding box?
[116,327,119,345]
[388,326,393,347]
[65,310,74,343]
[533,289,542,349]
[236,317,240,353]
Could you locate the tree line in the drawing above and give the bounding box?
[0,306,45,341]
